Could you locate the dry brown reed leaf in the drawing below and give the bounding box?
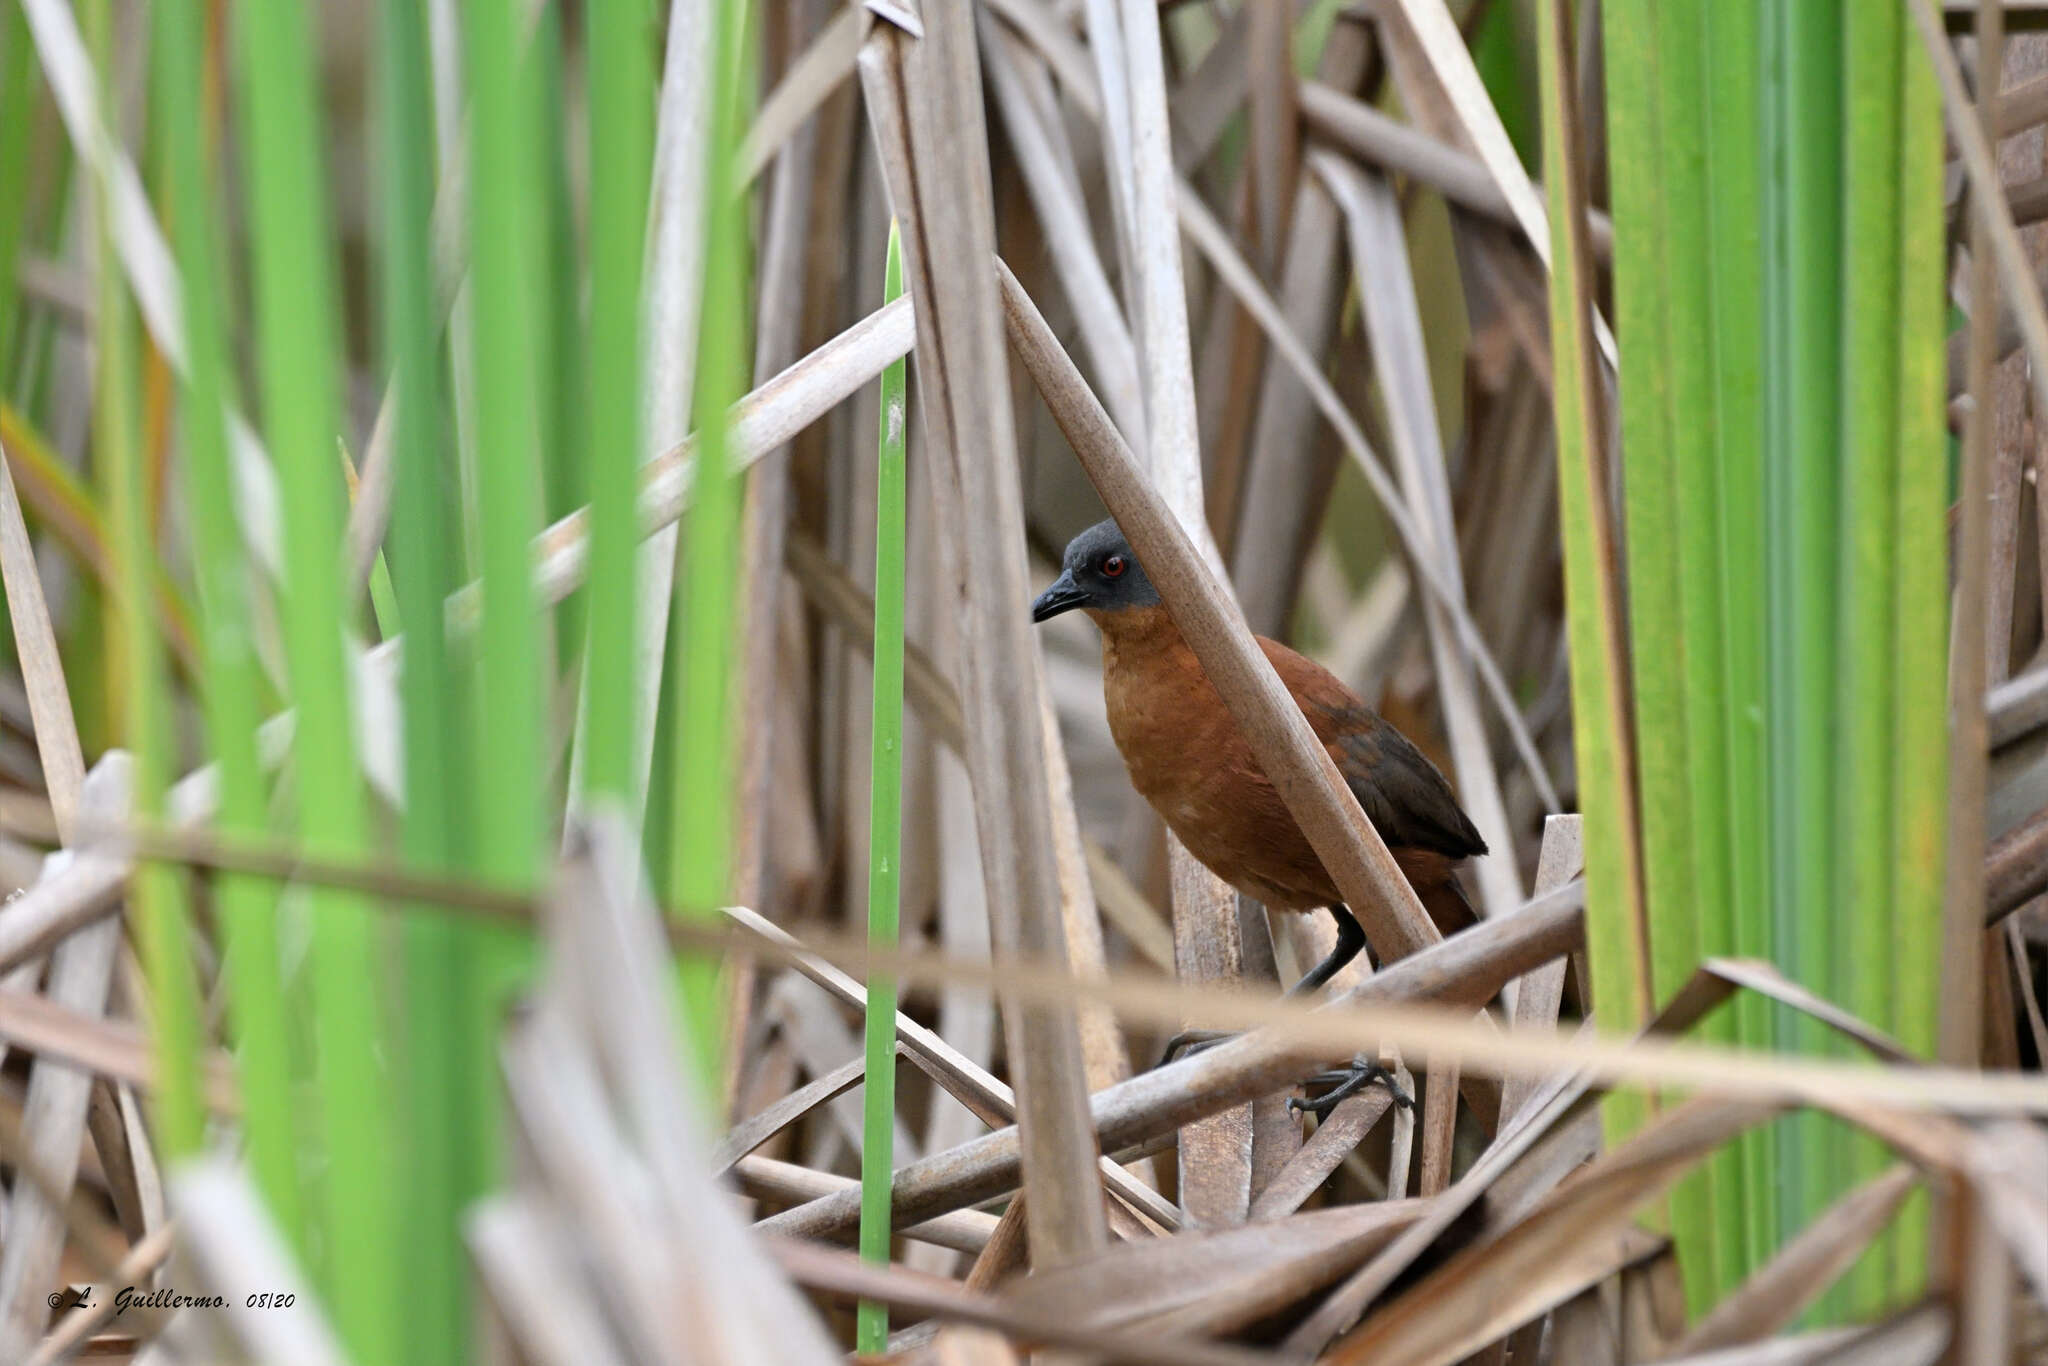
[1326,1096,1779,1366]
[767,1236,1277,1366]
[1001,1196,1425,1340]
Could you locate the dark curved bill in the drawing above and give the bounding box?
[1030,573,1087,622]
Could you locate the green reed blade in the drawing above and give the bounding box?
[377,0,478,1359]
[1541,0,1654,1148]
[0,4,35,380]
[1763,0,1843,1283]
[151,0,300,1237]
[579,0,654,806]
[232,0,397,1351]
[1835,0,1906,1319]
[1703,0,1776,1293]
[533,13,586,678]
[464,0,546,891]
[856,222,907,1355]
[93,0,202,1163]
[1885,31,1946,1306]
[669,0,755,1099]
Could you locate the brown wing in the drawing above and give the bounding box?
[1259,636,1489,861]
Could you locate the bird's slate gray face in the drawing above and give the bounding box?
[1030,518,1163,621]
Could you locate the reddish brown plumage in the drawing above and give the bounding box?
[1092,603,1484,939]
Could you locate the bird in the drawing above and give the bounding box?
[1032,518,1488,1115]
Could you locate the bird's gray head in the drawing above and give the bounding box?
[1030,518,1162,622]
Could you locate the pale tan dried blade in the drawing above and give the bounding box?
[712,1049,874,1174]
[0,758,131,1353]
[1082,837,1175,972]
[573,817,845,1362]
[1500,814,1583,1122]
[864,19,1109,1268]
[733,1154,1001,1254]
[1700,958,1918,1064]
[1227,25,1375,641]
[739,2,862,185]
[168,1158,350,1366]
[1246,0,1299,268]
[0,836,128,974]
[500,1009,714,1366]
[0,979,237,1112]
[980,20,1147,452]
[0,447,84,836]
[466,1195,633,1366]
[1036,679,1128,1094]
[1674,1165,1919,1357]
[1322,157,1524,925]
[724,905,1182,1231]
[1967,1120,2048,1306]
[722,90,816,912]
[784,529,966,753]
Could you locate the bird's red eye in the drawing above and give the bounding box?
[1102,555,1126,578]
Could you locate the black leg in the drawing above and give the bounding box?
[1286,903,1366,997]
[1289,1059,1412,1119]
[1155,1028,1233,1068]
[1153,906,1368,1071]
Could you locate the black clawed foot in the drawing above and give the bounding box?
[1155,1029,1234,1069]
[1288,1060,1412,1120]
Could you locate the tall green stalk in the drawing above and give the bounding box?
[670,0,754,1100]
[0,4,35,381]
[1601,0,1947,1320]
[378,0,475,1360]
[1834,0,1905,1316]
[232,0,397,1352]
[98,0,202,1163]
[1763,0,1843,1290]
[1539,0,1654,1152]
[856,224,908,1355]
[579,0,654,806]
[155,0,301,1242]
[1886,35,1946,1300]
[1582,0,1663,1154]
